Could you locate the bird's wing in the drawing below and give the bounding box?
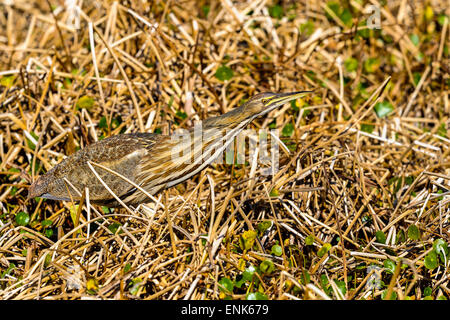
[59,134,161,203]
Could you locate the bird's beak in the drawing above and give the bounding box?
[39,193,71,201]
[266,90,314,110]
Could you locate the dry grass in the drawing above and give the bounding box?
[0,0,449,300]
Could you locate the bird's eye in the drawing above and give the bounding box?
[262,98,269,104]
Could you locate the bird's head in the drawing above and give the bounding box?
[28,162,73,201]
[243,91,314,118]
[206,90,314,128]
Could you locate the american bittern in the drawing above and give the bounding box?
[28,91,312,207]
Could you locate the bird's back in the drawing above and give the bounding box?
[46,133,163,205]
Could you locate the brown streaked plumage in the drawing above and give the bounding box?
[28,91,312,207]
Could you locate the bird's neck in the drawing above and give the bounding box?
[202,105,254,130]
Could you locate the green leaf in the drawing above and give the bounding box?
[168,95,174,108]
[436,123,447,138]
[41,219,53,228]
[300,20,315,35]
[344,57,358,72]
[44,229,54,238]
[407,225,421,240]
[317,243,332,258]
[239,230,257,251]
[242,265,256,282]
[10,186,18,196]
[113,116,122,129]
[8,167,21,174]
[257,221,272,233]
[383,259,396,274]
[269,188,279,197]
[201,5,210,17]
[113,116,124,129]
[409,34,420,47]
[232,266,251,288]
[42,254,51,268]
[326,2,340,16]
[376,231,386,244]
[340,8,353,27]
[123,263,132,273]
[437,14,449,26]
[301,270,311,284]
[326,1,353,27]
[128,278,143,295]
[360,123,374,133]
[26,131,39,151]
[290,99,299,111]
[363,57,380,73]
[424,251,438,270]
[101,206,110,214]
[71,68,87,76]
[98,116,108,129]
[110,116,125,132]
[305,235,314,246]
[234,277,246,289]
[423,287,432,297]
[271,244,283,257]
[1,263,15,278]
[356,20,371,38]
[259,259,275,274]
[108,222,122,234]
[76,95,95,110]
[433,238,449,260]
[404,176,414,186]
[416,52,424,62]
[15,211,30,226]
[334,280,347,295]
[382,289,397,300]
[413,72,422,86]
[246,292,268,300]
[320,274,329,288]
[218,277,234,294]
[282,123,295,137]
[0,75,15,88]
[374,101,394,118]
[214,65,233,81]
[176,110,188,120]
[268,5,283,19]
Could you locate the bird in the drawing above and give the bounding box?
[28,91,312,207]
